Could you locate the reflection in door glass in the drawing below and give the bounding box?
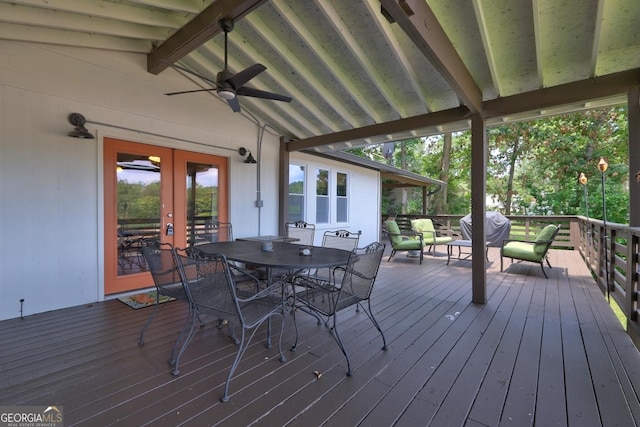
[186,162,219,246]
[116,153,161,276]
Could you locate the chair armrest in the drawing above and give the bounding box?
[501,238,554,247]
[384,229,424,243]
[229,262,261,284]
[417,229,437,238]
[237,281,286,303]
[292,274,340,294]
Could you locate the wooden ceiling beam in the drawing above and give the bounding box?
[483,68,640,118]
[147,0,267,74]
[287,106,470,151]
[379,0,484,114]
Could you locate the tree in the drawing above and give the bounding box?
[347,105,630,223]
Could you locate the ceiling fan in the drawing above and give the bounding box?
[165,18,292,112]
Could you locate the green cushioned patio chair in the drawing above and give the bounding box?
[410,218,453,256]
[384,219,425,264]
[500,224,560,279]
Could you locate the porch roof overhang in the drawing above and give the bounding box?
[1,0,638,153]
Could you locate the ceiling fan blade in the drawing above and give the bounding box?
[236,87,292,102]
[226,96,241,113]
[171,64,219,87]
[165,88,216,96]
[227,64,266,89]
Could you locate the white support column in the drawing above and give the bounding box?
[471,115,487,304]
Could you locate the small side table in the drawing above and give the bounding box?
[446,240,490,265]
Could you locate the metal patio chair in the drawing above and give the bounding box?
[501,224,561,279]
[174,247,287,402]
[192,220,233,245]
[139,239,197,373]
[284,221,315,246]
[384,219,425,264]
[290,242,387,376]
[321,229,360,251]
[410,218,453,256]
[308,229,361,281]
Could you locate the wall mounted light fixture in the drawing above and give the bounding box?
[68,113,95,139]
[238,147,257,163]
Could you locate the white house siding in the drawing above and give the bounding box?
[289,152,381,247]
[0,41,381,321]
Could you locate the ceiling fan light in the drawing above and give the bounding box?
[217,89,235,100]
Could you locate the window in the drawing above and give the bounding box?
[288,164,305,222]
[336,172,348,222]
[316,169,329,224]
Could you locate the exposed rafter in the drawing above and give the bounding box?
[379,0,484,114]
[147,0,267,74]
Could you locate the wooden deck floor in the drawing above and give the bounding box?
[2,246,640,426]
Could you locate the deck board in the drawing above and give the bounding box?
[1,246,639,426]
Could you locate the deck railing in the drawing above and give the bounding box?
[389,213,640,348]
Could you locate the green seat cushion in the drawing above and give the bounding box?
[393,239,423,250]
[432,236,453,244]
[503,241,542,262]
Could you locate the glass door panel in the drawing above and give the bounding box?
[116,153,162,275]
[104,139,173,295]
[104,141,228,295]
[185,162,220,245]
[173,150,228,248]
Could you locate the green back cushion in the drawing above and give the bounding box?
[533,225,557,255]
[385,220,402,245]
[411,218,435,232]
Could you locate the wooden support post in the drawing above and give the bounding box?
[471,115,487,304]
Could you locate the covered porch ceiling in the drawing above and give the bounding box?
[1,0,639,152]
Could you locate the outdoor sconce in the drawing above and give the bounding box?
[67,113,95,139]
[238,147,257,164]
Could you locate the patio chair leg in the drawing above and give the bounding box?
[170,308,200,376]
[365,299,387,351]
[540,264,549,279]
[387,250,396,262]
[290,306,299,351]
[138,299,165,345]
[328,316,352,376]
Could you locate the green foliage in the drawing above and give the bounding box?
[348,106,630,223]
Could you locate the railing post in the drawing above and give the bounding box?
[625,233,638,323]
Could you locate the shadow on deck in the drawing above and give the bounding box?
[1,246,639,426]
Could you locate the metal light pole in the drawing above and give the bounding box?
[597,157,610,301]
[579,172,590,263]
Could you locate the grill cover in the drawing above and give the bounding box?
[459,211,511,247]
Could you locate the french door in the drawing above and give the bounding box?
[104,138,228,294]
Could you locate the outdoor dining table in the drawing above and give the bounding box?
[196,240,352,284]
[196,240,352,347]
[236,235,300,243]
